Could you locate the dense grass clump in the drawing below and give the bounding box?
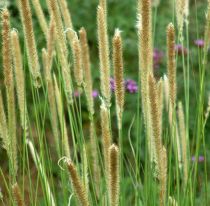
[0,0,210,205]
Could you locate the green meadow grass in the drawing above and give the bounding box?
[0,0,210,205]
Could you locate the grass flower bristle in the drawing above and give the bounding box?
[97,6,111,107]
[11,29,27,131]
[2,9,17,178]
[18,0,41,87]
[79,27,94,115]
[108,144,120,206]
[72,33,83,88]
[67,160,90,206]
[113,29,124,130]
[12,183,25,206]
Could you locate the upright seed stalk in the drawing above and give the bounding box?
[12,183,25,206]
[72,33,83,88]
[139,0,154,164]
[18,0,41,87]
[11,30,28,133]
[89,121,100,198]
[67,161,90,206]
[97,6,111,107]
[148,74,167,206]
[79,27,94,116]
[49,0,73,104]
[30,0,48,35]
[100,102,112,186]
[167,23,176,125]
[58,0,74,45]
[113,29,124,131]
[178,101,188,187]
[2,9,17,180]
[108,144,120,206]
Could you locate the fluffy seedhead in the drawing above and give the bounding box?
[148,74,167,205]
[108,144,120,206]
[167,23,176,109]
[139,0,153,163]
[72,33,83,87]
[89,121,100,197]
[18,0,41,87]
[58,0,74,45]
[148,75,162,166]
[113,29,124,130]
[97,6,111,107]
[31,0,48,35]
[159,146,167,206]
[138,0,153,130]
[79,27,94,115]
[48,0,67,55]
[176,0,184,31]
[67,161,90,206]
[157,78,163,138]
[163,75,169,111]
[12,183,25,206]
[99,0,107,16]
[11,29,27,131]
[46,17,56,81]
[48,0,73,104]
[100,101,112,184]
[2,9,17,178]
[178,101,188,186]
[140,0,153,75]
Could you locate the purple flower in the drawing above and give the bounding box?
[125,79,138,93]
[74,90,80,97]
[92,90,98,98]
[194,39,204,48]
[110,78,115,91]
[153,48,164,69]
[191,156,205,163]
[110,78,138,93]
[175,44,188,55]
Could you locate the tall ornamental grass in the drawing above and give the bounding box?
[0,0,209,205]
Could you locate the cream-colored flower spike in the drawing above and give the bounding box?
[79,27,94,115]
[113,29,124,130]
[58,0,74,45]
[148,74,167,206]
[31,0,48,35]
[67,160,90,206]
[167,23,176,109]
[108,144,120,206]
[18,0,41,87]
[12,183,25,206]
[100,100,112,186]
[72,33,83,87]
[178,101,188,186]
[49,0,73,104]
[11,30,27,131]
[2,9,17,178]
[97,6,111,107]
